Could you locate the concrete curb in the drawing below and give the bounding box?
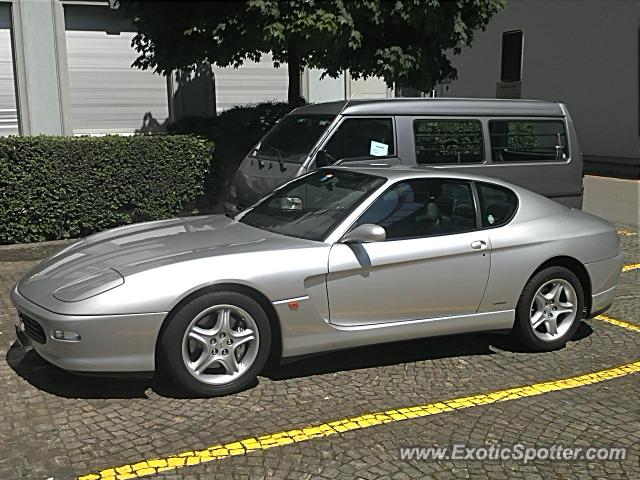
[0,239,76,262]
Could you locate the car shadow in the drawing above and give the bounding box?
[5,323,592,399]
[264,331,502,380]
[6,343,154,399]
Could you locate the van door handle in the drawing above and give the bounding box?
[471,240,487,250]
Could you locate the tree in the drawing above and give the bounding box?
[322,0,505,91]
[120,0,504,105]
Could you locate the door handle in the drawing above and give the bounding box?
[471,240,487,250]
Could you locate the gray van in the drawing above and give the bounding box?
[225,98,583,212]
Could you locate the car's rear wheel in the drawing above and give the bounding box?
[159,291,271,396]
[512,266,584,351]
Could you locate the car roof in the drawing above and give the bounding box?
[291,98,565,117]
[329,164,521,187]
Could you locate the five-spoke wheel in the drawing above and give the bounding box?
[182,304,259,385]
[159,291,271,396]
[529,279,578,341]
[513,266,584,351]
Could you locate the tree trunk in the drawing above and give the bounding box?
[287,45,302,105]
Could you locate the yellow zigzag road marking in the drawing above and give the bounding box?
[78,358,640,480]
[622,263,640,272]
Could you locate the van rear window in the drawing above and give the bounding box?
[489,120,568,163]
[413,120,484,165]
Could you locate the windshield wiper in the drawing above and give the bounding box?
[260,147,288,172]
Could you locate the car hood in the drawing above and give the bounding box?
[17,215,318,306]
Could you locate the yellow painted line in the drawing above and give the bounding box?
[617,228,637,237]
[596,314,640,333]
[77,359,640,480]
[622,263,640,272]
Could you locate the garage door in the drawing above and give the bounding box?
[64,5,169,135]
[0,3,18,136]
[213,54,288,112]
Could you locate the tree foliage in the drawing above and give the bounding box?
[120,0,504,102]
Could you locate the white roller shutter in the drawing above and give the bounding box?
[0,3,18,136]
[65,28,169,135]
[213,54,288,112]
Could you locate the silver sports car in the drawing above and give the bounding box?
[12,167,622,396]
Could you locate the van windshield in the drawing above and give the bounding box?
[251,114,335,164]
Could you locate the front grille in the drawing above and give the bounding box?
[20,314,46,344]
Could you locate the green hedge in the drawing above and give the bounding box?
[0,135,210,244]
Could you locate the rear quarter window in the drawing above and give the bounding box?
[476,182,518,228]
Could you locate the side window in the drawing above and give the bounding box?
[477,182,518,228]
[413,119,484,164]
[355,178,477,240]
[489,120,568,162]
[323,117,394,162]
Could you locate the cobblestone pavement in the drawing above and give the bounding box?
[0,226,637,480]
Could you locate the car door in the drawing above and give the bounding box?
[326,178,491,326]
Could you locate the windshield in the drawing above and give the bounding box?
[239,169,386,241]
[251,114,335,164]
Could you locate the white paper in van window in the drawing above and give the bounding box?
[369,140,389,157]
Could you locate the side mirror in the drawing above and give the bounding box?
[315,149,332,168]
[341,224,386,244]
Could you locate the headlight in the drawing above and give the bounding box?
[53,268,124,302]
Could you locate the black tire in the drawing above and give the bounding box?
[512,266,584,351]
[158,291,272,397]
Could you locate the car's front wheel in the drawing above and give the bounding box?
[159,291,271,396]
[512,266,584,351]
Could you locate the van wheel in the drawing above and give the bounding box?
[159,291,271,396]
[512,266,584,351]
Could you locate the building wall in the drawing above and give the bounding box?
[444,0,639,161]
[0,0,394,136]
[0,2,17,135]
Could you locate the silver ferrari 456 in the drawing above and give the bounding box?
[12,167,622,396]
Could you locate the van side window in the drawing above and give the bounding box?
[476,182,518,228]
[489,120,568,162]
[413,120,484,164]
[323,117,394,161]
[354,178,477,240]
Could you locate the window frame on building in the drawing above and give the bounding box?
[500,29,524,83]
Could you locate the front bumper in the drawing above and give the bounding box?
[10,285,167,373]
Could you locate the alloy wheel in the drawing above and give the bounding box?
[181,304,259,385]
[529,278,578,342]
